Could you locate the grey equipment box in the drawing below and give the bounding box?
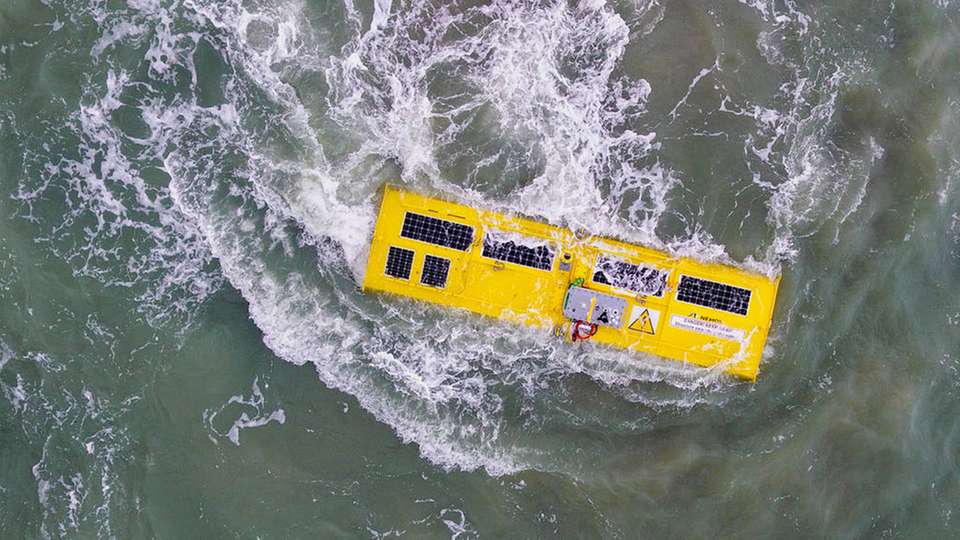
[562,286,627,328]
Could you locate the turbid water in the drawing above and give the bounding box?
[1,0,959,537]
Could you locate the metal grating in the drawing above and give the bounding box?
[384,246,414,280]
[592,255,667,297]
[481,234,554,271]
[401,212,474,251]
[420,255,450,288]
[676,275,751,315]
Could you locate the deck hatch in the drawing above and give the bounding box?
[676,275,751,315]
[563,286,627,328]
[401,212,473,251]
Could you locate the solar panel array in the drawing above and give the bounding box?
[592,256,667,297]
[481,235,554,271]
[676,275,751,315]
[384,246,414,280]
[401,212,474,251]
[420,255,450,288]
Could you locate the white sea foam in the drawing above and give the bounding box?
[14,59,222,327]
[203,377,287,445]
[13,356,133,539]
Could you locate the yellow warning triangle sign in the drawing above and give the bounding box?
[629,309,656,335]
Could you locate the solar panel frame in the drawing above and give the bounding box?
[420,255,450,288]
[400,212,474,251]
[676,275,752,315]
[384,246,414,280]
[591,255,667,297]
[481,233,554,271]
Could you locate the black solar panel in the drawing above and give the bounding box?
[384,246,414,279]
[676,275,751,315]
[592,256,666,297]
[400,212,473,251]
[420,255,450,288]
[481,234,554,271]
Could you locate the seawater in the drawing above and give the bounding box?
[1,0,959,537]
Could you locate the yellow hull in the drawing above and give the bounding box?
[362,185,781,380]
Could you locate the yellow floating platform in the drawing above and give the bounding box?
[362,185,781,380]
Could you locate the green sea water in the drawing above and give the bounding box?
[1,0,960,537]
